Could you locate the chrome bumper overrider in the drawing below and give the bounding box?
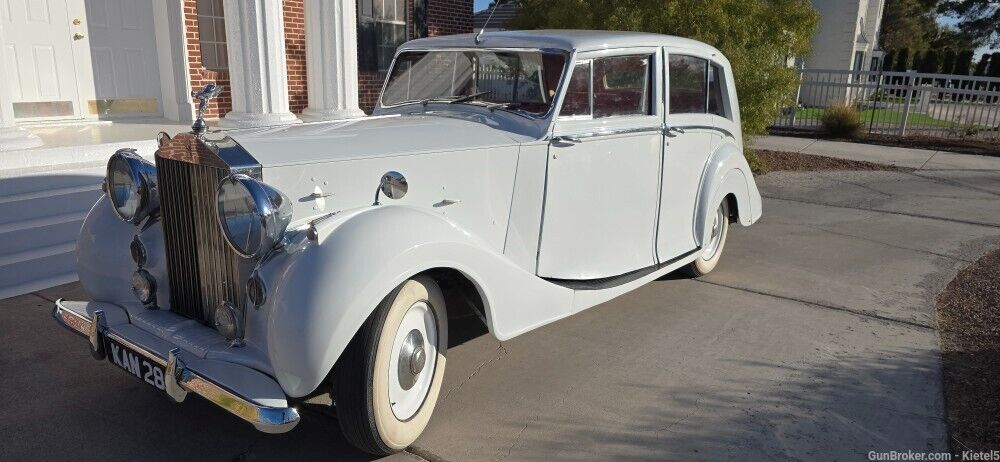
[52,299,300,433]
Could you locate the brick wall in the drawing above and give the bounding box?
[358,0,473,113]
[184,0,471,118]
[183,0,232,119]
[283,0,308,114]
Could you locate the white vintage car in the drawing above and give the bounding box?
[53,30,761,455]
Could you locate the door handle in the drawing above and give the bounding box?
[663,125,686,136]
[551,135,582,145]
[73,33,86,41]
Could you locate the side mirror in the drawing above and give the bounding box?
[374,171,408,205]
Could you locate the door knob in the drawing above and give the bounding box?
[72,18,81,25]
[73,33,85,40]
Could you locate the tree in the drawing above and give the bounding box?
[883,50,896,72]
[941,49,957,74]
[912,51,924,72]
[937,0,1000,48]
[880,0,943,51]
[954,50,974,75]
[990,52,1000,78]
[509,0,820,163]
[920,49,941,73]
[895,48,912,72]
[973,53,991,76]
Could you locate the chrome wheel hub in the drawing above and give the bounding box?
[398,329,426,390]
[388,300,438,421]
[702,205,726,261]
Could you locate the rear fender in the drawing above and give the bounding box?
[693,143,762,247]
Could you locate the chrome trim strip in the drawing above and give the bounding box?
[52,299,300,434]
[669,124,736,139]
[550,125,663,143]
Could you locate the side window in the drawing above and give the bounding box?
[593,55,652,118]
[669,55,707,114]
[560,61,592,117]
[708,63,728,118]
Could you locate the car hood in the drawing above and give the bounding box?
[224,114,527,168]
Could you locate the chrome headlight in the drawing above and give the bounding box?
[106,149,159,224]
[216,174,292,259]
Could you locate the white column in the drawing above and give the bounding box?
[219,0,301,127]
[301,0,365,121]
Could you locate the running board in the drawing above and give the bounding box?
[545,248,701,291]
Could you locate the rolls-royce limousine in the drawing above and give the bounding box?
[53,30,761,455]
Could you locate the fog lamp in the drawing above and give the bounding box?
[130,235,147,267]
[247,273,266,307]
[131,269,156,305]
[214,302,244,347]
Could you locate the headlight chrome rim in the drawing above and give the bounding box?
[106,149,159,225]
[215,174,292,259]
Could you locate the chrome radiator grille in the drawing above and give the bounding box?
[156,156,248,325]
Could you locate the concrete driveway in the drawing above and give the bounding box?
[2,148,999,461]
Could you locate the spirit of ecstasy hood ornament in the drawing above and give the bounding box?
[191,84,223,137]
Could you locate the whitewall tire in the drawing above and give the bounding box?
[332,276,448,456]
[687,201,730,277]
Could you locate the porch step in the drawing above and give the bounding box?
[0,250,78,300]
[0,218,83,255]
[0,139,157,300]
[0,187,101,227]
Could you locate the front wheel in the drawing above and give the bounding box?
[686,201,730,277]
[332,276,448,456]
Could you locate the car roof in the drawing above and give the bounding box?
[399,30,723,56]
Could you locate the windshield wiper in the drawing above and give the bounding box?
[418,91,494,107]
[448,91,493,104]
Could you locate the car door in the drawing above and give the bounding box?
[656,48,731,259]
[537,50,664,280]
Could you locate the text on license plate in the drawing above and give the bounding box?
[104,336,167,391]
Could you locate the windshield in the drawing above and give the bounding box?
[381,50,569,116]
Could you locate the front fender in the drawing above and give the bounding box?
[262,205,572,397]
[77,196,171,307]
[694,143,763,247]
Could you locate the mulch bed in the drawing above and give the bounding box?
[937,248,1000,453]
[768,128,1000,157]
[754,149,912,175]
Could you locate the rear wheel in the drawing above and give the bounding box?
[332,276,448,456]
[686,201,730,277]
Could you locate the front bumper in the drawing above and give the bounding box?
[52,299,300,433]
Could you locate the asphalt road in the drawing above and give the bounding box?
[2,164,999,461]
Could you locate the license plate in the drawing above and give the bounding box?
[104,336,167,391]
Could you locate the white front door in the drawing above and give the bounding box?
[1,0,163,121]
[1,0,85,120]
[537,52,664,280]
[83,0,162,117]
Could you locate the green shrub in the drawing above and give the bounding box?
[508,0,820,164]
[820,103,863,138]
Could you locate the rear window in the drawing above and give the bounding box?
[669,55,729,118]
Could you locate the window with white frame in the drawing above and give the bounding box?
[196,0,228,71]
[358,0,413,72]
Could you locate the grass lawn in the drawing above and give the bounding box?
[795,108,957,128]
